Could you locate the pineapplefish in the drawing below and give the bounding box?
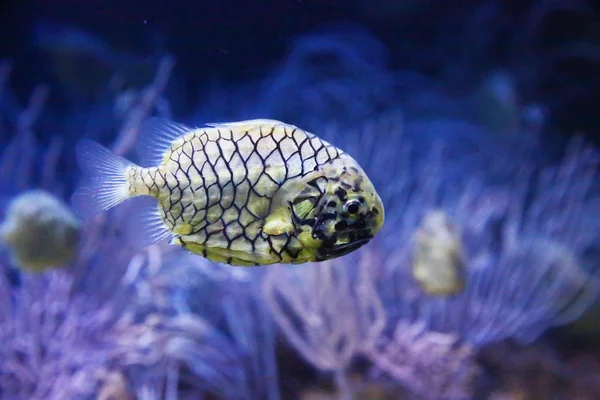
[72,118,384,266]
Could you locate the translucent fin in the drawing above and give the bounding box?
[137,117,192,166]
[71,139,136,220]
[122,196,173,249]
[205,119,289,130]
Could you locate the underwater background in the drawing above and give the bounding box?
[1,0,600,399]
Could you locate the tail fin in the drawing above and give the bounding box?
[71,139,137,220]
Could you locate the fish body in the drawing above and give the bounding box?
[73,118,384,266]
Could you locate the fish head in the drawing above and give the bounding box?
[290,155,384,261]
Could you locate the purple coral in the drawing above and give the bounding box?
[263,248,386,399]
[368,321,480,400]
[0,265,172,400]
[0,54,280,400]
[262,108,600,397]
[340,112,600,347]
[1,15,599,399]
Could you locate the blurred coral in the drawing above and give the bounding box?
[368,321,480,400]
[481,340,600,399]
[263,248,385,399]
[362,114,600,346]
[0,54,281,400]
[1,15,600,400]
[0,263,173,400]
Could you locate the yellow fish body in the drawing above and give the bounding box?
[72,118,384,266]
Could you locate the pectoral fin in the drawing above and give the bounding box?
[263,207,294,236]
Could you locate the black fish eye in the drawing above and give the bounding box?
[344,199,361,215]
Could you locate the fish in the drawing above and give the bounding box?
[0,190,81,272]
[411,210,465,296]
[72,118,384,266]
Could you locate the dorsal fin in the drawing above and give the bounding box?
[137,117,192,167]
[205,118,293,132]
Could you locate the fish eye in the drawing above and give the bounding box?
[343,199,362,215]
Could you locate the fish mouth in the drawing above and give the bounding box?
[316,236,372,261]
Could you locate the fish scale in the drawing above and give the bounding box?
[72,118,384,266]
